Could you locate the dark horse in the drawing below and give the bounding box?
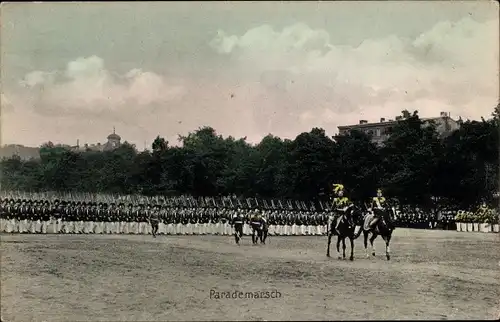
[355,207,395,260]
[326,205,363,260]
[250,218,268,245]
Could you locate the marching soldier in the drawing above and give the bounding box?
[149,204,160,237]
[232,209,244,245]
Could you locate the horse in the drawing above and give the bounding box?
[250,217,268,245]
[355,207,395,260]
[326,205,363,260]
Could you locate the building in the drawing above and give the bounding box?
[72,127,122,152]
[337,112,461,146]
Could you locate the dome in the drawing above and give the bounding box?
[107,127,121,141]
[107,133,121,141]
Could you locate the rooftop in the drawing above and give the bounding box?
[338,112,455,129]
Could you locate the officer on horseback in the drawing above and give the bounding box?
[331,184,353,235]
[368,188,392,230]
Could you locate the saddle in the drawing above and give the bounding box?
[363,213,376,231]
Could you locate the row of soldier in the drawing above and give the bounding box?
[0,198,330,235]
[0,197,464,235]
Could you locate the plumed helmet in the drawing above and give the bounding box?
[333,184,344,194]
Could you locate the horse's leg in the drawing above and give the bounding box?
[349,236,354,261]
[370,233,377,257]
[342,237,346,259]
[382,233,392,260]
[363,231,370,258]
[326,231,332,257]
[336,236,342,259]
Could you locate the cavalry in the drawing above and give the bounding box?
[227,182,395,262]
[326,183,395,261]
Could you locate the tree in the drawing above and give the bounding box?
[286,128,335,199]
[381,110,442,207]
[333,129,381,201]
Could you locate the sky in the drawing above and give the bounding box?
[1,1,498,148]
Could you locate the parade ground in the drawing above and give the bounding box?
[1,229,499,321]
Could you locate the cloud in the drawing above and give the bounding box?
[210,17,498,130]
[3,17,498,148]
[17,55,186,114]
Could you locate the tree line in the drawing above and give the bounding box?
[1,109,498,210]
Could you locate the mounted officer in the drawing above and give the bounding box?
[331,183,354,235]
[368,188,393,230]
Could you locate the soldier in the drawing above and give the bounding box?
[220,208,229,235]
[40,201,50,234]
[97,202,105,234]
[0,198,6,233]
[232,208,245,245]
[190,208,199,235]
[206,208,214,235]
[164,205,171,235]
[157,205,165,235]
[196,208,204,235]
[202,208,210,235]
[131,203,140,234]
[18,199,27,233]
[92,202,99,233]
[80,202,88,234]
[312,211,320,236]
[28,199,36,234]
[330,184,353,235]
[6,199,16,233]
[123,203,131,234]
[182,208,191,235]
[290,211,298,236]
[149,204,160,237]
[174,207,182,235]
[59,201,67,233]
[114,203,122,234]
[72,201,80,234]
[301,210,307,236]
[135,204,144,234]
[368,189,391,230]
[163,206,172,235]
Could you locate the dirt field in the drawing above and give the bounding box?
[1,229,499,321]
